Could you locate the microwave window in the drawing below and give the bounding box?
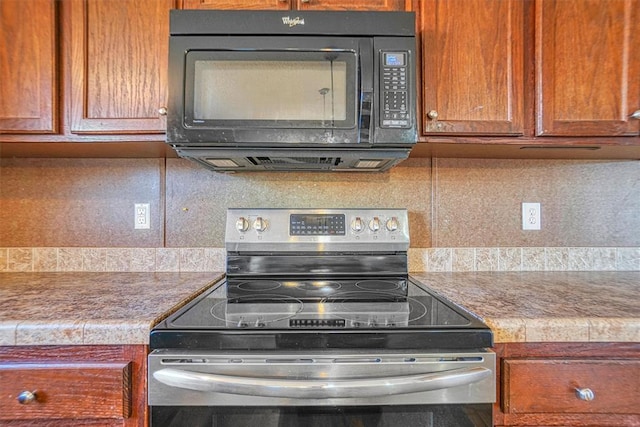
[193,60,347,122]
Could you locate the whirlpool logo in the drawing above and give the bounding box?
[282,16,305,27]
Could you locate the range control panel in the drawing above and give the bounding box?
[225,208,410,252]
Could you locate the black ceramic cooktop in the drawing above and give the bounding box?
[150,278,493,351]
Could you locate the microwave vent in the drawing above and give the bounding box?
[204,158,241,168]
[249,157,340,168]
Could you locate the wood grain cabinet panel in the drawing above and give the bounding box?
[0,0,57,134]
[502,359,640,415]
[494,344,640,427]
[182,0,405,10]
[294,0,405,10]
[181,0,290,9]
[0,362,131,420]
[420,0,524,136]
[0,345,147,427]
[68,0,174,135]
[536,0,640,136]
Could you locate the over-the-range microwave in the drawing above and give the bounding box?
[166,10,417,172]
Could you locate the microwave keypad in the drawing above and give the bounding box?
[381,52,409,128]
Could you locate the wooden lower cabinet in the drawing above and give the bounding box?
[0,345,147,426]
[494,342,640,427]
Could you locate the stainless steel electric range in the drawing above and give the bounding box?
[149,209,495,427]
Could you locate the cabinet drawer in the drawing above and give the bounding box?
[0,362,131,420]
[502,359,640,415]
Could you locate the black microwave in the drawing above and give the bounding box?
[166,10,417,172]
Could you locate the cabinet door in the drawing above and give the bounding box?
[502,359,640,415]
[0,362,132,420]
[68,0,173,134]
[536,0,640,136]
[182,0,291,9]
[421,0,524,135]
[0,0,57,134]
[181,0,405,11]
[295,0,405,10]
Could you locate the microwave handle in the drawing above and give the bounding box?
[153,366,492,399]
[358,39,374,144]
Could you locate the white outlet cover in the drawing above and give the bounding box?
[522,202,541,230]
[135,203,150,230]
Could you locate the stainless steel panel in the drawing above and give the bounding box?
[148,350,495,407]
[225,208,410,253]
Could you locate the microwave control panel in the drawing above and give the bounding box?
[381,51,410,128]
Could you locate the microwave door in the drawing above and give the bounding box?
[183,49,358,133]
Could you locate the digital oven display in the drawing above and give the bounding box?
[290,214,346,236]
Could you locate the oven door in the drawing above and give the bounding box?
[151,403,492,426]
[149,350,495,426]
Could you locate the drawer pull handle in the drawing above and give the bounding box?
[575,387,595,401]
[17,391,37,405]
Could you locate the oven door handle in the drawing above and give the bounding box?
[153,366,492,399]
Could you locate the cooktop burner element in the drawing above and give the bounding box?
[210,295,305,328]
[355,279,405,292]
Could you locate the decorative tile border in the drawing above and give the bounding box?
[0,247,226,273]
[0,247,638,273]
[409,247,640,272]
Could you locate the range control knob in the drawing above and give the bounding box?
[369,217,381,232]
[253,217,267,232]
[236,217,249,233]
[351,217,364,233]
[386,216,399,232]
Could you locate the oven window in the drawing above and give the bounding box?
[184,50,357,129]
[152,404,492,427]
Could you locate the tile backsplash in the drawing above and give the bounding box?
[1,156,639,271]
[1,246,638,273]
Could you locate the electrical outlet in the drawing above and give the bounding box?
[135,203,150,229]
[522,202,541,230]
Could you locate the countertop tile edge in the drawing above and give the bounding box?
[15,320,85,346]
[0,321,17,345]
[82,320,153,345]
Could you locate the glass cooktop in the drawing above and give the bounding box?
[150,278,493,351]
[168,279,469,330]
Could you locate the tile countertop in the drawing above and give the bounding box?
[0,272,224,346]
[411,271,640,344]
[0,271,637,346]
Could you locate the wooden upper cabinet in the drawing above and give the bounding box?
[536,0,640,136]
[181,0,406,10]
[294,0,405,10]
[421,0,524,136]
[181,0,290,9]
[68,0,174,135]
[0,0,57,134]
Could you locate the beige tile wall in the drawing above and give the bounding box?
[432,158,640,247]
[0,158,164,247]
[1,157,639,268]
[165,157,432,247]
